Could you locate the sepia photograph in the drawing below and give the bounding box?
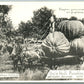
[0,1,84,81]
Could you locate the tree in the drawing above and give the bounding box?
[4,18,13,37]
[0,5,11,28]
[18,7,54,39]
[18,21,33,38]
[32,7,54,39]
[0,5,12,40]
[69,16,78,20]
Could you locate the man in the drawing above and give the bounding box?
[11,42,22,72]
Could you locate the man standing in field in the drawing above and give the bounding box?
[11,41,22,72]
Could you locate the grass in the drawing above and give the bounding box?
[19,67,49,80]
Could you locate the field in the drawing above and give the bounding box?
[0,40,83,80]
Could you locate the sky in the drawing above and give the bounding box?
[2,1,84,29]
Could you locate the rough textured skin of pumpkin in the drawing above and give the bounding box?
[58,20,84,41]
[70,36,84,56]
[41,32,70,58]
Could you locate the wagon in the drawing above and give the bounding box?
[40,55,83,69]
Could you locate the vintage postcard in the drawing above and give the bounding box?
[0,1,84,82]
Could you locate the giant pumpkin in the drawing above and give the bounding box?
[58,20,84,41]
[41,32,70,58]
[70,36,84,56]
